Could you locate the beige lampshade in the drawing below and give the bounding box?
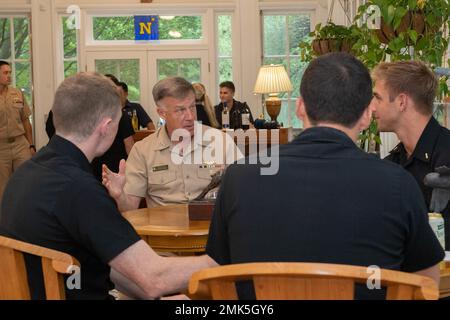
[253,64,293,94]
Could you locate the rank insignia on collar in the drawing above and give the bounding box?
[152,164,169,172]
[199,161,217,169]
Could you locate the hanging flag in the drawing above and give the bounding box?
[134,15,159,41]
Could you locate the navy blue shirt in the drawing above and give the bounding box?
[385,117,450,249]
[0,135,141,299]
[207,127,444,299]
[92,111,134,181]
[123,100,152,129]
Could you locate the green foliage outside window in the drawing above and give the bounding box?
[263,14,311,128]
[62,17,78,78]
[0,17,32,105]
[217,15,232,86]
[93,16,202,41]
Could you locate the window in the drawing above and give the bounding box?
[262,14,311,128]
[62,16,79,79]
[217,15,232,86]
[0,16,32,105]
[95,59,140,101]
[157,58,201,83]
[92,15,203,41]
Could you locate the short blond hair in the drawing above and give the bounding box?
[53,72,121,139]
[372,61,438,115]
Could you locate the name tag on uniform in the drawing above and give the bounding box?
[199,162,217,169]
[152,164,169,172]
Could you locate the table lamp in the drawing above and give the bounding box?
[253,64,293,125]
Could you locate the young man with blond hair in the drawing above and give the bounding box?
[372,60,450,248]
[0,73,216,299]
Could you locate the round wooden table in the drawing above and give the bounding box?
[122,204,210,254]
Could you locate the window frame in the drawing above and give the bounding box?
[261,10,314,128]
[57,14,80,82]
[215,12,234,89]
[0,15,32,88]
[0,14,33,116]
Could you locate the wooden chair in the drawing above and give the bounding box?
[188,262,439,300]
[132,129,154,142]
[0,235,79,300]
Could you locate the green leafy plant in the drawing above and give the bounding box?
[353,0,450,69]
[299,22,356,61]
[299,0,450,153]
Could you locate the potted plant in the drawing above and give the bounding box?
[353,0,450,67]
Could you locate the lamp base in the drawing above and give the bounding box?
[265,99,281,123]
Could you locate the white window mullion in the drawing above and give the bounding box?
[9,17,16,86]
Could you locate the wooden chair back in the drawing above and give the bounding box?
[189,262,439,300]
[0,235,79,300]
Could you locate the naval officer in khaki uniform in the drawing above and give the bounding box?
[102,77,242,210]
[0,61,34,202]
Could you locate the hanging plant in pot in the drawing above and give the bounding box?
[354,0,450,65]
[310,22,354,55]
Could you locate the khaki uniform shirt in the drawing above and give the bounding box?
[0,87,31,139]
[124,123,243,207]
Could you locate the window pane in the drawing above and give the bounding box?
[276,100,290,128]
[15,62,32,105]
[157,58,201,83]
[217,15,232,56]
[64,61,78,78]
[159,16,202,40]
[288,99,302,128]
[262,57,289,99]
[95,59,140,101]
[288,15,310,55]
[14,17,30,59]
[289,58,307,99]
[218,58,232,84]
[62,17,77,59]
[93,16,202,41]
[0,18,11,59]
[93,17,135,40]
[263,16,286,56]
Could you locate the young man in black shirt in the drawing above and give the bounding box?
[91,76,135,181]
[207,53,444,299]
[214,81,254,129]
[372,61,450,248]
[0,73,216,299]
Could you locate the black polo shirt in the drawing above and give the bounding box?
[123,100,152,129]
[196,103,213,127]
[385,117,450,248]
[207,127,444,299]
[0,135,141,300]
[92,111,134,181]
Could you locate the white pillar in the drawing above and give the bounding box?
[31,0,57,148]
[234,0,261,118]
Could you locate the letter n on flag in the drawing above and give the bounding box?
[134,16,159,41]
